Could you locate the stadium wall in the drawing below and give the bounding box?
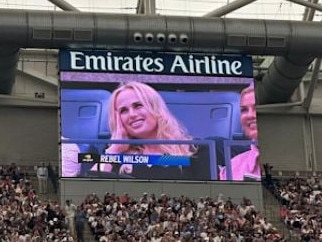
[59,179,264,210]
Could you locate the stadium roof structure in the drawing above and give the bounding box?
[0,0,322,108]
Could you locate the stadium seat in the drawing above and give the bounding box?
[60,89,111,140]
[159,91,242,139]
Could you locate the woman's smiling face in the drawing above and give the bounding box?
[240,91,258,140]
[115,88,158,139]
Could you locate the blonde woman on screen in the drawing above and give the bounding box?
[93,81,196,175]
[220,85,261,181]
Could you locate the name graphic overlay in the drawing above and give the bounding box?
[79,153,190,166]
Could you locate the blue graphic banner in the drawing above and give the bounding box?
[100,154,191,166]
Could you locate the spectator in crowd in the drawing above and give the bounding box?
[36,162,48,194]
[75,205,87,242]
[92,81,212,180]
[64,199,77,238]
[220,84,261,181]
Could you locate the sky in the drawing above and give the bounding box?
[0,0,321,21]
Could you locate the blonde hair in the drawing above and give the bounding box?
[107,82,195,156]
[240,85,255,103]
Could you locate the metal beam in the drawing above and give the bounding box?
[0,9,322,56]
[47,0,79,11]
[136,0,156,14]
[0,8,320,105]
[20,49,58,56]
[294,0,318,102]
[259,56,274,69]
[204,0,258,17]
[0,47,19,94]
[16,67,58,87]
[255,55,315,104]
[256,103,305,115]
[304,0,319,21]
[0,94,57,107]
[303,58,322,110]
[286,0,322,12]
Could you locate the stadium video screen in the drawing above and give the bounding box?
[59,49,260,181]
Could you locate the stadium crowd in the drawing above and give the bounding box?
[5,163,322,241]
[83,192,284,242]
[0,164,73,242]
[268,174,322,241]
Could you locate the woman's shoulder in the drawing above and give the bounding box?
[231,148,253,161]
